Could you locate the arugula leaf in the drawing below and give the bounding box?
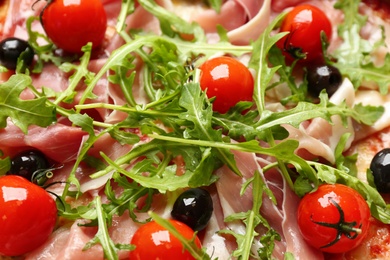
[255,93,384,133]
[69,113,95,136]
[334,133,358,176]
[179,82,240,175]
[333,0,390,92]
[188,147,219,187]
[268,45,308,104]
[137,0,205,40]
[108,55,137,107]
[108,126,140,145]
[250,12,287,113]
[0,156,10,176]
[101,152,193,193]
[83,197,133,260]
[220,171,278,259]
[0,74,56,133]
[213,103,259,140]
[104,172,154,222]
[55,44,96,105]
[26,16,75,72]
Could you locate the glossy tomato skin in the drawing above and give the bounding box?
[199,56,254,114]
[0,175,57,256]
[41,0,107,53]
[276,4,332,64]
[297,184,370,254]
[129,219,202,260]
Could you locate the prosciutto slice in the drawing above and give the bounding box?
[0,122,86,162]
[215,150,324,259]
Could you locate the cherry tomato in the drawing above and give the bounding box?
[297,184,370,254]
[40,0,107,53]
[129,219,202,260]
[276,4,332,64]
[199,56,254,114]
[0,175,57,256]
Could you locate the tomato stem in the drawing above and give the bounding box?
[283,30,307,60]
[310,198,362,249]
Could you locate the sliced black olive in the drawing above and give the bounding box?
[306,64,342,97]
[7,150,49,181]
[171,188,213,231]
[370,148,390,193]
[0,37,34,70]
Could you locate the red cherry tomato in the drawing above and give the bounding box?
[199,56,254,114]
[297,184,370,254]
[0,175,57,256]
[129,219,202,260]
[276,4,332,64]
[41,0,107,53]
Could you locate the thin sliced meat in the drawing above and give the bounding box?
[228,0,271,45]
[271,0,308,12]
[0,122,86,162]
[215,150,323,259]
[285,78,355,163]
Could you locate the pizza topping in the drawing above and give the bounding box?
[6,149,50,183]
[370,148,390,193]
[306,63,343,97]
[129,219,203,260]
[199,56,254,113]
[297,184,371,253]
[276,4,332,64]
[0,37,34,70]
[171,188,213,231]
[40,0,107,53]
[0,175,57,257]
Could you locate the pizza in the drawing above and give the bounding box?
[1,0,390,259]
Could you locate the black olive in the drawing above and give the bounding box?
[306,64,342,97]
[0,37,34,70]
[7,150,49,181]
[370,148,390,193]
[171,188,213,231]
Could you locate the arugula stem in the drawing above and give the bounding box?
[148,133,269,154]
[54,44,92,105]
[89,197,119,260]
[62,129,110,198]
[76,103,180,117]
[115,0,135,33]
[241,172,263,260]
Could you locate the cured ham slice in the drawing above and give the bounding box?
[215,150,324,259]
[284,78,355,163]
[0,122,86,162]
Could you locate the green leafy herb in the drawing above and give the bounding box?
[0,74,56,133]
[333,0,390,92]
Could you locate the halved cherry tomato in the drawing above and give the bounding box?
[297,184,370,254]
[0,175,57,256]
[129,219,202,260]
[276,4,332,64]
[199,56,254,114]
[40,0,107,53]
